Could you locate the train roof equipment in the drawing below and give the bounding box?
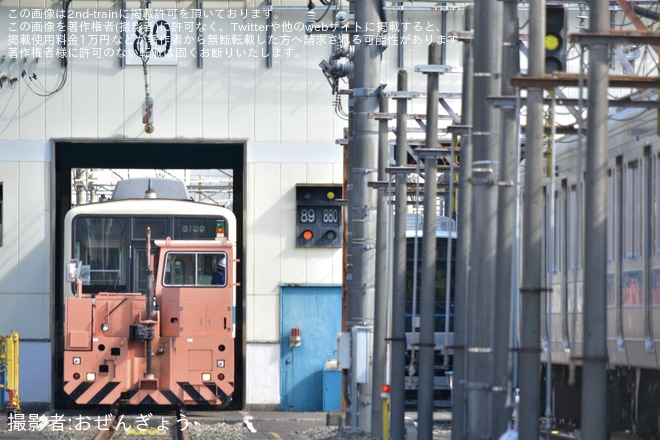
[405,213,457,239]
[111,177,191,200]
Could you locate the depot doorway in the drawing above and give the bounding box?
[52,140,246,409]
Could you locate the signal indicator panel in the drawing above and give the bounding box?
[295,184,343,248]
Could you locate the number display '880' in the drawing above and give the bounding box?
[133,19,172,59]
[299,208,339,224]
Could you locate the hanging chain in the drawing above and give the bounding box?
[139,0,154,133]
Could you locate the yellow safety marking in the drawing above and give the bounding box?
[123,427,168,436]
[269,433,283,440]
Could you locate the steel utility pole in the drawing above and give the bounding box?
[518,0,544,437]
[346,0,383,432]
[581,0,609,436]
[492,0,520,435]
[371,91,389,440]
[467,0,501,437]
[451,6,473,439]
[417,42,441,440]
[390,70,409,440]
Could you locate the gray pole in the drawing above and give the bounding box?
[418,43,440,440]
[492,0,519,435]
[371,91,389,440]
[390,70,408,440]
[581,0,609,437]
[75,169,87,205]
[346,0,382,431]
[451,6,473,439]
[467,0,501,436]
[518,0,544,436]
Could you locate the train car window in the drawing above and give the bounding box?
[133,248,153,295]
[655,153,660,257]
[616,156,623,266]
[560,180,568,274]
[652,269,660,304]
[606,169,615,263]
[624,160,641,260]
[622,271,643,305]
[73,216,128,294]
[607,274,615,307]
[568,185,578,271]
[132,218,168,240]
[173,217,222,240]
[551,190,560,272]
[644,147,651,261]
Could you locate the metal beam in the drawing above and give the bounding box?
[511,73,660,89]
[488,96,660,108]
[569,29,660,46]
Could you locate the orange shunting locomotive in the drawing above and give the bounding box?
[63,230,236,408]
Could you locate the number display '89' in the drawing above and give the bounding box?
[299,208,339,224]
[133,19,172,59]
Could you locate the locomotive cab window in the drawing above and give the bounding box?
[163,252,227,287]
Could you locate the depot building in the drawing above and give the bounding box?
[0,0,462,412]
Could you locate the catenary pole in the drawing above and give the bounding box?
[451,6,473,439]
[467,0,501,436]
[418,42,440,440]
[371,90,389,440]
[389,70,408,440]
[345,0,383,431]
[581,0,609,437]
[518,0,544,436]
[492,0,519,435]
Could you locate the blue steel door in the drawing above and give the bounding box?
[280,285,342,411]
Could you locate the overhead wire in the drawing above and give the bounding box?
[22,58,69,97]
[17,0,70,98]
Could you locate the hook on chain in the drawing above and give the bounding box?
[138,0,154,133]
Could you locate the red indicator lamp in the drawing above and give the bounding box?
[381,384,391,398]
[302,230,314,241]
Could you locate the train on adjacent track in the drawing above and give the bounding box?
[404,214,456,405]
[543,106,660,437]
[61,178,237,409]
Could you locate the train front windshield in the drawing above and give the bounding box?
[73,217,129,294]
[71,215,228,295]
